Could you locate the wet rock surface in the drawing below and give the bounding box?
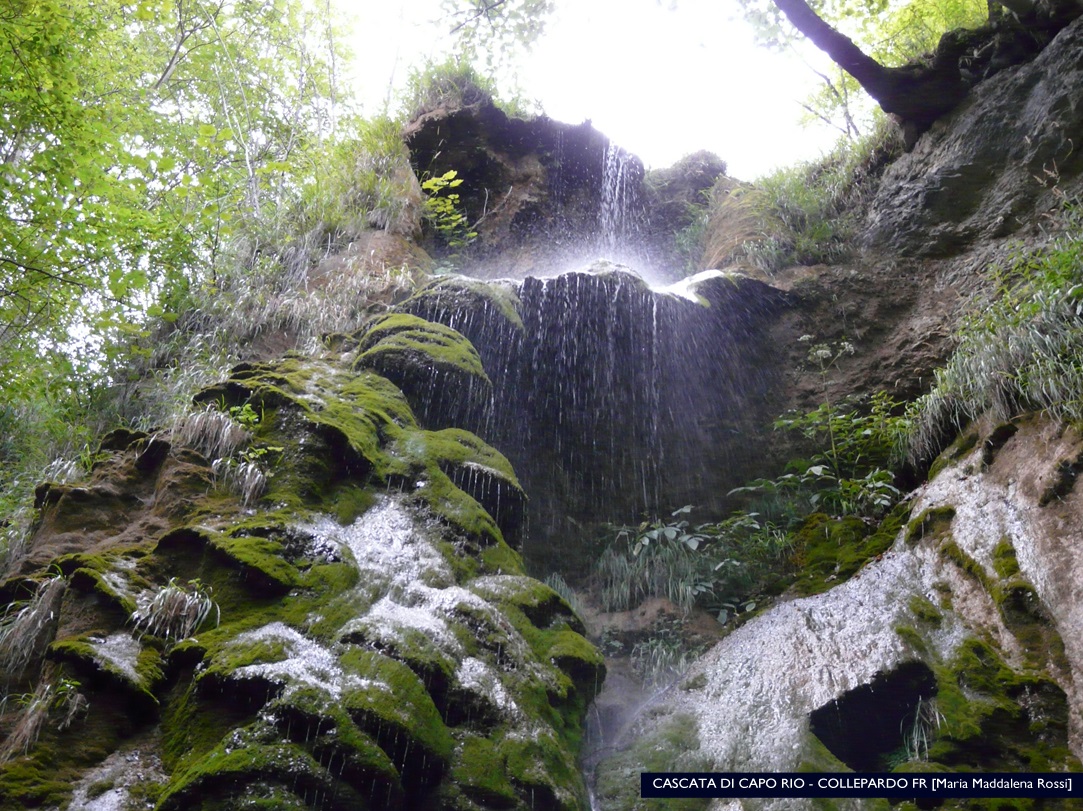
[588,416,1083,810]
[403,266,789,572]
[864,16,1083,257]
[405,100,647,277]
[0,319,599,810]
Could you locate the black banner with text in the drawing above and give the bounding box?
[641,773,1078,799]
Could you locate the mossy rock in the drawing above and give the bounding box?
[354,314,492,431]
[546,627,606,689]
[55,551,145,616]
[49,632,163,716]
[1,340,598,810]
[793,508,902,596]
[339,648,454,787]
[205,531,301,595]
[908,595,943,627]
[402,274,525,332]
[927,427,980,481]
[502,728,584,810]
[905,505,955,546]
[926,638,1082,774]
[158,736,369,811]
[992,536,1021,579]
[469,575,585,635]
[450,736,519,808]
[391,428,525,546]
[265,689,405,806]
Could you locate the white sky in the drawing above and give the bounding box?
[348,0,842,180]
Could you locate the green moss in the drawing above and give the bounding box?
[340,623,458,713]
[339,648,453,780]
[158,735,367,811]
[793,507,903,596]
[451,736,518,807]
[408,474,504,547]
[355,314,490,388]
[906,505,956,545]
[403,275,525,332]
[406,428,519,487]
[206,531,300,594]
[55,551,147,616]
[477,542,525,577]
[922,638,1082,775]
[992,536,1021,579]
[798,730,850,773]
[546,627,605,685]
[909,594,943,627]
[593,711,708,811]
[0,753,73,808]
[941,539,988,583]
[160,680,252,774]
[502,728,584,809]
[326,485,375,526]
[68,567,137,615]
[894,624,928,654]
[469,576,583,634]
[266,689,404,805]
[928,428,980,481]
[49,634,163,714]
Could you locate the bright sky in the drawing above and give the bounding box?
[349,0,841,180]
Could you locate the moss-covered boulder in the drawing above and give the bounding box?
[354,313,492,432]
[0,319,598,811]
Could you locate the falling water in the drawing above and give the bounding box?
[405,263,785,574]
[599,143,634,252]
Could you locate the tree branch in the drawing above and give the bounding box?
[773,0,967,127]
[449,0,510,35]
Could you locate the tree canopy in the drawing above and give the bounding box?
[0,0,353,517]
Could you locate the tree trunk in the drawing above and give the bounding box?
[773,0,967,127]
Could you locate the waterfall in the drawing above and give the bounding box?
[405,266,787,573]
[600,143,634,252]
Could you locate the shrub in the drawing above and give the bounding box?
[905,215,1083,463]
[704,119,903,274]
[400,57,500,122]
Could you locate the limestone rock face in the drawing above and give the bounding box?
[0,317,599,811]
[591,416,1083,810]
[864,16,1083,257]
[402,266,791,572]
[404,100,647,276]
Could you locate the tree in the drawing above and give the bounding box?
[441,0,554,69]
[764,0,1083,137]
[0,0,350,523]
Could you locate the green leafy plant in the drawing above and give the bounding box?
[630,617,706,686]
[595,507,719,614]
[421,170,479,255]
[131,578,220,641]
[735,390,905,522]
[594,507,769,618]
